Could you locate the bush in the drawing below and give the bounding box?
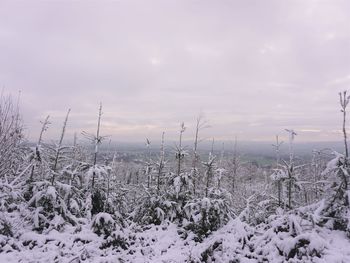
[91,212,116,236]
[28,183,77,232]
[0,218,13,237]
[184,190,232,240]
[133,193,179,225]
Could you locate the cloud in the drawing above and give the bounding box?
[1,0,349,142]
[300,129,321,133]
[327,75,350,86]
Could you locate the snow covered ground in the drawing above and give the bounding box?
[2,215,350,263]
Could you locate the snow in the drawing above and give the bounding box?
[93,213,114,226]
[46,186,57,200]
[69,199,79,213]
[2,212,350,263]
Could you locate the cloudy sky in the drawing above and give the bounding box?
[1,0,350,143]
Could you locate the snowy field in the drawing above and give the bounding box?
[2,209,350,262]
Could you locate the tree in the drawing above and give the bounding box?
[271,135,283,207]
[0,92,25,180]
[155,132,166,194]
[174,122,188,194]
[82,103,105,190]
[285,129,298,209]
[82,103,109,216]
[0,92,29,212]
[318,91,350,232]
[50,109,71,185]
[229,137,240,194]
[144,138,153,189]
[191,114,209,195]
[204,138,216,197]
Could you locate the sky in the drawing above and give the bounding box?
[1,0,350,143]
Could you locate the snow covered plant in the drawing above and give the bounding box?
[133,165,187,226]
[91,212,129,250]
[91,212,116,236]
[270,130,303,210]
[133,125,194,225]
[191,114,210,195]
[0,93,25,182]
[0,94,29,212]
[317,151,350,231]
[86,165,109,216]
[184,188,232,240]
[27,182,77,232]
[317,91,350,233]
[173,122,191,193]
[133,189,179,225]
[133,172,192,225]
[237,190,278,225]
[253,213,327,261]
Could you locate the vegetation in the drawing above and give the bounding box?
[0,91,350,262]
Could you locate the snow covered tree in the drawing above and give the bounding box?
[191,114,209,195]
[0,93,25,180]
[317,91,350,232]
[155,132,166,194]
[47,109,71,185]
[271,135,284,206]
[204,140,216,198]
[82,103,109,216]
[144,138,153,189]
[228,137,240,194]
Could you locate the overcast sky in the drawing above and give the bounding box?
[1,0,350,143]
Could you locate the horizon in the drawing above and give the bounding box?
[24,134,347,158]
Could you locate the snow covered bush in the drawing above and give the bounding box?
[134,170,193,226]
[184,189,232,240]
[91,212,116,236]
[238,190,279,225]
[0,217,13,237]
[252,213,326,262]
[86,165,110,215]
[91,212,129,250]
[0,94,26,180]
[316,92,350,234]
[0,179,24,212]
[100,227,129,250]
[28,183,77,232]
[133,192,178,225]
[317,152,350,232]
[84,165,128,226]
